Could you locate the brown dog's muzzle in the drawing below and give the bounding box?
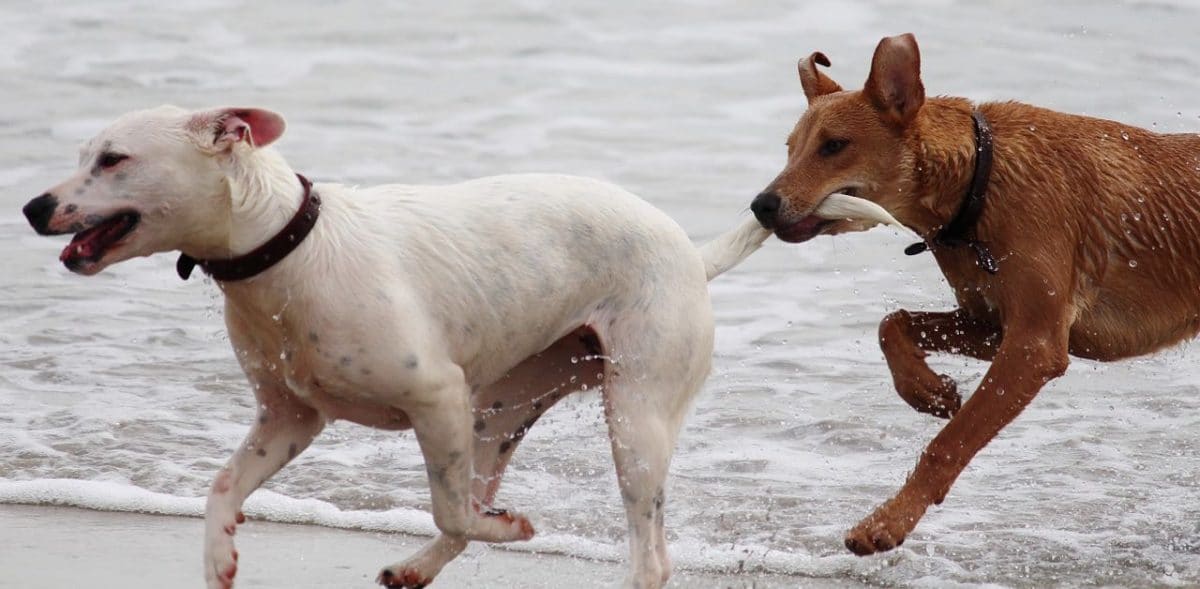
[750,191,782,228]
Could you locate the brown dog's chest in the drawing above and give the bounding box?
[931,251,1000,318]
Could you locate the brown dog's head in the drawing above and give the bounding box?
[751,33,926,243]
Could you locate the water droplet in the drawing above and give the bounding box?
[1129,260,1139,268]
[1121,131,1130,141]
[570,356,579,364]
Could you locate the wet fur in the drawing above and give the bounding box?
[755,34,1200,556]
[24,105,767,589]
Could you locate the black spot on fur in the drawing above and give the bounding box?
[339,356,352,367]
[491,401,503,410]
[256,448,266,457]
[83,178,93,186]
[308,331,319,343]
[498,440,512,454]
[287,443,298,459]
[360,367,372,376]
[405,354,419,369]
[474,419,486,432]
[114,172,127,182]
[532,401,543,411]
[64,204,78,214]
[258,415,268,424]
[512,417,537,442]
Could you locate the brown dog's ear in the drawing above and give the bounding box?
[863,34,925,126]
[798,52,843,103]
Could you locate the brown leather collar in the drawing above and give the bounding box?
[177,173,321,281]
[904,110,998,274]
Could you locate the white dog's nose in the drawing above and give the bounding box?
[23,192,58,235]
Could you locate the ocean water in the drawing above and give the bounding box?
[2,1,1200,587]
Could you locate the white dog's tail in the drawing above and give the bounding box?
[700,216,772,281]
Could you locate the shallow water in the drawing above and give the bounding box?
[2,1,1199,586]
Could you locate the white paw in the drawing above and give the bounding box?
[472,508,535,542]
[204,514,242,588]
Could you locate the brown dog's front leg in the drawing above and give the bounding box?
[849,311,1069,555]
[879,309,1001,418]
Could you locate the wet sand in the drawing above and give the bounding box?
[0,504,845,588]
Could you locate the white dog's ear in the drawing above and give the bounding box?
[189,107,286,151]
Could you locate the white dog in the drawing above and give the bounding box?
[22,105,776,589]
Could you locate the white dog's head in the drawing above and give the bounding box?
[22,105,286,275]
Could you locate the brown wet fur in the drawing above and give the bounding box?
[760,33,1200,556]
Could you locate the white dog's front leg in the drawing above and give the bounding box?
[204,388,324,589]
[412,381,535,543]
[377,374,532,588]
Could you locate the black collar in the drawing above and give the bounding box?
[904,110,998,274]
[177,173,321,281]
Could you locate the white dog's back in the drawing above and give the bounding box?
[297,173,711,386]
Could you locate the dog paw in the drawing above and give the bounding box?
[204,543,239,589]
[377,567,431,589]
[844,498,925,556]
[894,372,960,419]
[481,507,535,541]
[205,515,243,588]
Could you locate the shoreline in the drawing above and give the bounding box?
[0,504,847,588]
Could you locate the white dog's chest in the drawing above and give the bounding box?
[228,309,417,429]
[286,347,416,429]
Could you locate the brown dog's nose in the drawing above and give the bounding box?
[23,193,58,235]
[751,192,781,228]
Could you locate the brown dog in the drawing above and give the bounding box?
[750,33,1200,556]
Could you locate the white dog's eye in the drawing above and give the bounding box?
[97,152,129,169]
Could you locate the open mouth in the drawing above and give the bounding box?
[774,187,860,244]
[775,216,834,243]
[59,211,140,270]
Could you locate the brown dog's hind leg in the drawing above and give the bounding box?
[879,308,1001,418]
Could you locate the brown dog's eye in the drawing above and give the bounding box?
[97,152,129,169]
[818,138,849,157]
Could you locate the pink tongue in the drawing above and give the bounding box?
[60,239,96,263]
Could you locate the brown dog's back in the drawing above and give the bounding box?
[967,100,1200,359]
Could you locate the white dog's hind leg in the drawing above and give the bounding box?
[601,296,713,589]
[379,331,603,588]
[603,381,680,589]
[204,385,324,589]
